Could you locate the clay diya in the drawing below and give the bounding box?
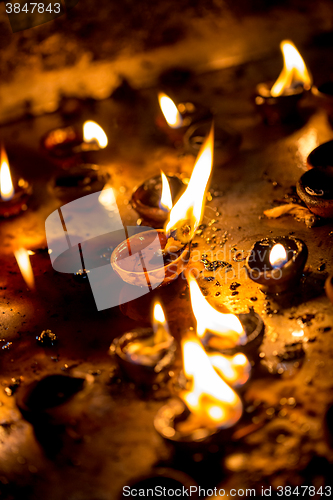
[297,168,333,218]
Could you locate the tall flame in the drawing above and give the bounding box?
[269,243,288,268]
[180,334,242,429]
[83,121,108,149]
[0,145,14,201]
[271,40,312,97]
[158,93,183,128]
[187,272,246,347]
[165,124,214,243]
[14,248,35,290]
[160,171,173,211]
[152,300,171,344]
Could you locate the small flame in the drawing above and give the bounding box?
[152,300,171,343]
[165,124,214,243]
[271,40,312,97]
[83,121,108,149]
[14,248,35,290]
[180,334,242,429]
[160,171,173,212]
[187,272,246,347]
[209,352,251,388]
[158,92,183,128]
[292,329,304,338]
[0,145,14,201]
[269,243,288,268]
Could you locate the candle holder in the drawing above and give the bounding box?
[0,177,32,218]
[306,140,333,175]
[325,274,333,306]
[254,82,305,125]
[110,327,176,386]
[296,168,333,218]
[131,174,184,225]
[111,229,190,288]
[184,122,241,166]
[49,164,110,201]
[245,237,308,293]
[311,82,333,126]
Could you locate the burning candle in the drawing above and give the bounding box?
[110,301,176,386]
[41,120,108,168]
[111,124,214,288]
[0,145,32,218]
[131,171,185,226]
[245,237,308,293]
[255,40,312,125]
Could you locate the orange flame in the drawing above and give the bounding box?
[160,171,173,211]
[14,248,35,290]
[0,145,14,201]
[209,352,251,388]
[83,121,108,148]
[165,124,214,243]
[271,40,312,97]
[187,272,246,347]
[180,334,242,429]
[158,92,183,128]
[269,243,287,268]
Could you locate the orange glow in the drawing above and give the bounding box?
[180,335,242,429]
[158,92,183,128]
[0,145,14,201]
[187,272,246,347]
[209,352,251,388]
[165,124,214,243]
[160,171,173,212]
[271,40,312,97]
[14,248,35,290]
[269,243,288,268]
[83,121,108,148]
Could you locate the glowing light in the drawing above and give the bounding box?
[160,171,173,212]
[187,272,246,347]
[271,40,312,97]
[83,121,108,149]
[14,248,35,290]
[269,244,288,268]
[165,124,214,244]
[292,330,304,338]
[209,352,251,387]
[158,92,183,128]
[0,145,14,201]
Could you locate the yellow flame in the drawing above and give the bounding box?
[0,145,14,201]
[83,121,108,148]
[271,40,312,97]
[180,335,242,429]
[165,124,214,243]
[269,243,288,268]
[187,272,246,347]
[209,352,251,387]
[152,300,171,344]
[158,92,183,128]
[14,248,35,290]
[292,329,304,338]
[160,171,173,211]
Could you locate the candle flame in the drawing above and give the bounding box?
[0,145,14,201]
[180,334,242,429]
[14,248,35,290]
[165,124,214,243]
[187,272,246,347]
[83,121,108,148]
[209,352,251,388]
[152,300,171,344]
[271,40,312,97]
[158,92,183,128]
[160,171,173,212]
[269,243,288,268]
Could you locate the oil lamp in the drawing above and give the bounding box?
[306,140,333,174]
[41,120,108,168]
[111,124,214,288]
[255,40,312,125]
[110,301,176,386]
[0,145,32,218]
[187,272,264,357]
[296,168,333,218]
[131,171,185,226]
[245,237,308,293]
[154,334,243,447]
[156,92,212,145]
